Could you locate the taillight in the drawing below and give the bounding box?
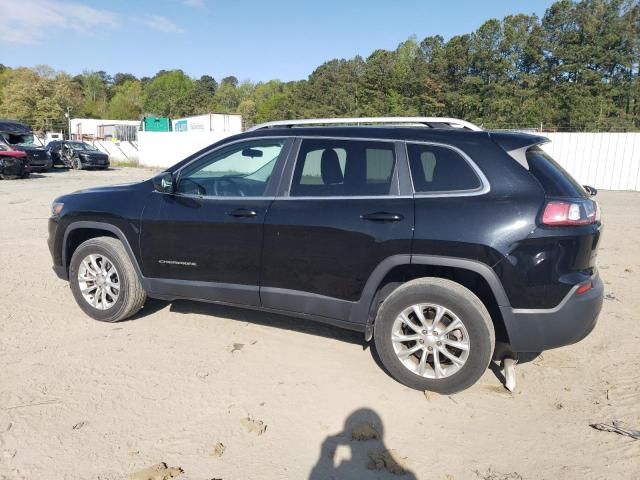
[576,281,593,295]
[542,199,599,226]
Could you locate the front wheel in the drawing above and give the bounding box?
[374,278,495,394]
[69,237,146,322]
[72,156,83,170]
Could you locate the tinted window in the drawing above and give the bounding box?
[176,139,284,197]
[526,146,587,198]
[291,139,395,197]
[407,143,481,193]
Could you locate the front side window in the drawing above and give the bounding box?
[176,139,285,197]
[291,139,395,197]
[407,143,481,193]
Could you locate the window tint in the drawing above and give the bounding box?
[176,139,284,197]
[526,146,587,198]
[291,139,395,197]
[407,143,481,193]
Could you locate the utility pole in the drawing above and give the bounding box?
[65,107,71,140]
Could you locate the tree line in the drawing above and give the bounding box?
[0,0,638,133]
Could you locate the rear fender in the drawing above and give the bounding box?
[357,254,511,341]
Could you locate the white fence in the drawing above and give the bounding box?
[539,133,640,191]
[138,131,235,168]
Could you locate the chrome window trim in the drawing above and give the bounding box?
[164,134,490,201]
[404,140,491,198]
[274,195,414,201]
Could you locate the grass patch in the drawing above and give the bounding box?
[110,159,141,168]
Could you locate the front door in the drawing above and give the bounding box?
[260,137,414,322]
[140,137,291,306]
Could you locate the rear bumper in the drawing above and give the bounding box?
[500,273,603,352]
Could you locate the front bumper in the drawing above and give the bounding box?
[80,154,109,168]
[48,216,66,279]
[0,157,29,177]
[29,159,53,170]
[500,273,604,352]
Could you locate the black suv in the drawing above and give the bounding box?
[48,117,603,393]
[46,140,110,170]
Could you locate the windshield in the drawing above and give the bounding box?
[67,141,98,151]
[0,132,44,148]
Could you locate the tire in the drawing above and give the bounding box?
[73,156,83,170]
[373,277,495,394]
[69,236,146,322]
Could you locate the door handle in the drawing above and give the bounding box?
[360,212,404,222]
[227,208,257,218]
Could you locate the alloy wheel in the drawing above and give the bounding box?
[77,254,120,310]
[391,303,470,379]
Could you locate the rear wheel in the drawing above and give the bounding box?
[374,278,494,394]
[69,237,146,322]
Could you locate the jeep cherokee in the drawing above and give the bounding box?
[48,117,603,393]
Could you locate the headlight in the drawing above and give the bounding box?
[51,202,64,216]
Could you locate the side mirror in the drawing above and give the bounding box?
[583,185,598,196]
[153,172,175,194]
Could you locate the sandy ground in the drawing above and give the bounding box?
[0,167,638,480]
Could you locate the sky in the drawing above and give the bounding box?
[0,0,557,82]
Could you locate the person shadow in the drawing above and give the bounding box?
[309,408,418,479]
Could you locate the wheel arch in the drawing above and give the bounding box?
[355,255,512,344]
[63,221,145,284]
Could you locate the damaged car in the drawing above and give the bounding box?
[47,140,110,170]
[0,120,52,171]
[0,140,30,179]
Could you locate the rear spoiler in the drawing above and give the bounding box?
[489,131,550,168]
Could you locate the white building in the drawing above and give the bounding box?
[70,118,140,141]
[172,113,242,134]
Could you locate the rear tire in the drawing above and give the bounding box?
[69,236,146,322]
[373,277,495,394]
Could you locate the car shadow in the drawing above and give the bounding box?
[128,298,365,346]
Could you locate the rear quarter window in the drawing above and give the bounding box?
[407,143,482,193]
[526,147,587,198]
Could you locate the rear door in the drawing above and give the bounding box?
[260,137,414,323]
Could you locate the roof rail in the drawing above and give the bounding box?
[247,117,482,132]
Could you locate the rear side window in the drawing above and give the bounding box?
[526,146,587,198]
[291,139,395,197]
[407,143,481,193]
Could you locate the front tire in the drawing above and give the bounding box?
[374,278,495,394]
[72,156,83,170]
[69,237,146,322]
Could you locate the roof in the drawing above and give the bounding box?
[239,125,549,150]
[0,119,32,134]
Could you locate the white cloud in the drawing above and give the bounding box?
[0,0,119,45]
[182,0,204,6]
[141,14,184,33]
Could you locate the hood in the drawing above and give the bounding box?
[13,145,46,153]
[72,181,145,195]
[0,150,28,158]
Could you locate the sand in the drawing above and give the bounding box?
[1,168,638,479]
